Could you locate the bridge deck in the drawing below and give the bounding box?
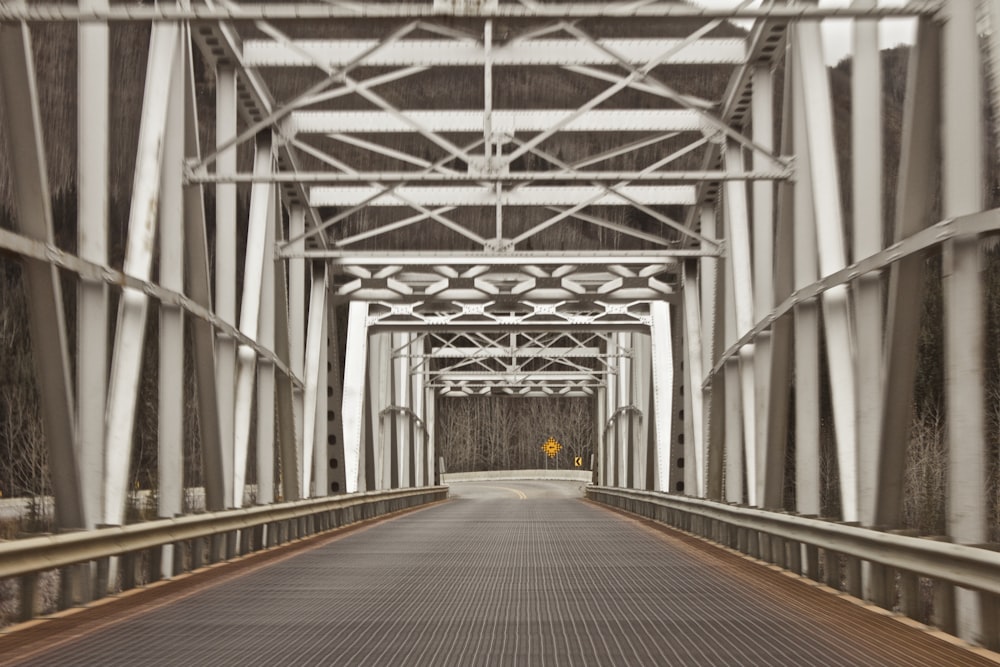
[2,481,995,666]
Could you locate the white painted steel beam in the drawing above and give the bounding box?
[285,109,705,134]
[0,3,942,21]
[941,0,989,643]
[76,0,110,530]
[158,27,185,553]
[682,263,705,497]
[255,191,277,507]
[302,268,329,496]
[0,21,85,530]
[794,22,858,523]
[214,64,238,508]
[182,41,227,513]
[342,302,369,494]
[232,137,274,508]
[244,38,746,67]
[103,23,178,526]
[649,302,673,493]
[310,185,696,207]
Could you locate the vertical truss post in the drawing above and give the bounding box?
[232,136,273,507]
[255,187,278,506]
[424,385,436,486]
[721,229,743,504]
[616,332,631,487]
[158,25,186,564]
[631,332,651,489]
[182,38,225,512]
[852,0,884,529]
[595,382,608,486]
[763,64,795,511]
[288,206,307,493]
[103,23,178,525]
[76,0,109,530]
[214,63,238,507]
[393,332,412,488]
[314,296,329,497]
[342,301,369,494]
[370,333,393,489]
[649,302,674,493]
[0,21,85,530]
[723,143,758,505]
[411,336,426,486]
[703,209,724,501]
[605,334,618,486]
[792,38,821,521]
[942,0,989,644]
[751,64,775,509]
[794,20,859,522]
[682,261,705,497]
[325,302,345,495]
[272,227,300,503]
[302,265,328,496]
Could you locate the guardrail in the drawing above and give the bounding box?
[588,486,1000,648]
[1,486,447,622]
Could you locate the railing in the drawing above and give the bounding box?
[588,486,1000,649]
[1,486,447,622]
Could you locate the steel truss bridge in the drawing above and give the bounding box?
[2,0,1000,658]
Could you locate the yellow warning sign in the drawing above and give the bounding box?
[541,437,562,458]
[574,456,583,467]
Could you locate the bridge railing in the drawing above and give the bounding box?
[588,487,1000,647]
[0,486,447,623]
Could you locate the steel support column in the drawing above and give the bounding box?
[0,21,85,530]
[342,301,369,494]
[214,64,238,508]
[682,261,705,497]
[302,266,328,496]
[631,332,651,490]
[157,24,185,560]
[794,20,859,522]
[255,186,278,506]
[792,39,821,522]
[393,333,412,488]
[103,23,178,525]
[723,143,758,506]
[232,137,273,507]
[649,302,674,493]
[942,0,989,643]
[76,0,110,530]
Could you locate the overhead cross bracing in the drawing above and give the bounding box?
[5,0,1000,652]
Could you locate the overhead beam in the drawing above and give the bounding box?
[309,185,697,207]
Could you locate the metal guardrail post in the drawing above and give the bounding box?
[823,550,840,590]
[20,573,41,621]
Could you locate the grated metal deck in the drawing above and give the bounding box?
[3,481,995,666]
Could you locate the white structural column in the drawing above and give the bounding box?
[214,64,238,508]
[342,301,369,493]
[103,24,178,526]
[702,209,724,501]
[852,0,884,530]
[424,386,436,485]
[751,65,775,508]
[370,333,393,489]
[411,336,426,486]
[616,332,631,487]
[941,0,989,644]
[682,262,705,497]
[302,267,328,496]
[649,302,673,493]
[393,333,412,488]
[76,0,109,530]
[325,303,347,495]
[314,296,329,497]
[604,334,617,486]
[157,25,185,561]
[764,64,795,512]
[723,143,757,506]
[631,332,651,489]
[0,22,85,530]
[791,41,821,520]
[255,188,278,506]
[877,22,938,532]
[794,21,859,522]
[232,137,273,508]
[288,206,307,494]
[182,40,226,512]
